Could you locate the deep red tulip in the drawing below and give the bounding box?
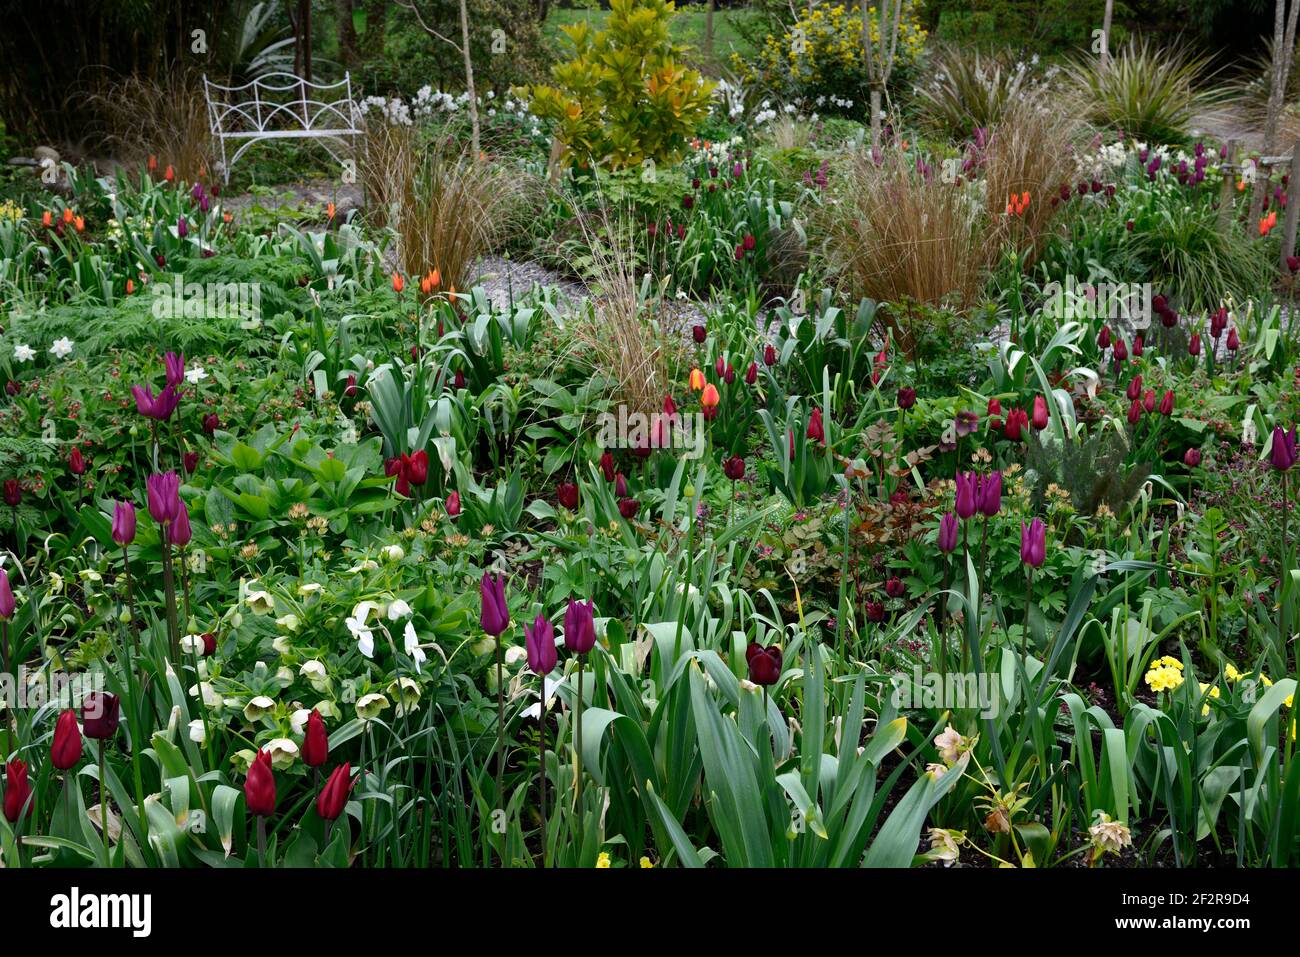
[50,709,83,770]
[202,412,221,434]
[317,763,353,821]
[723,455,745,480]
[806,408,825,444]
[1126,375,1142,401]
[302,709,329,768]
[557,482,579,509]
[1184,447,1202,467]
[1031,395,1049,430]
[244,749,276,817]
[884,576,905,599]
[1159,390,1174,416]
[898,386,916,410]
[599,451,616,482]
[618,497,640,520]
[69,447,87,475]
[3,759,32,822]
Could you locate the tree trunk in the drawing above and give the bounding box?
[337,0,359,69]
[870,88,882,148]
[460,0,481,158]
[1265,0,1300,155]
[301,0,314,81]
[706,0,714,58]
[1100,0,1114,68]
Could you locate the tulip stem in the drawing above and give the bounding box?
[98,743,110,867]
[575,659,584,813]
[495,629,505,858]
[538,674,547,869]
[937,559,950,681]
[257,816,267,868]
[121,548,139,655]
[1282,471,1291,675]
[1022,567,1035,661]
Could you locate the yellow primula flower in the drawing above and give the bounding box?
[596,852,611,869]
[639,856,654,868]
[1198,682,1221,717]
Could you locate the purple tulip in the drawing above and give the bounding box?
[563,598,596,655]
[955,472,977,520]
[479,572,510,636]
[1270,426,1297,471]
[524,613,557,676]
[177,216,188,238]
[0,569,14,619]
[130,383,180,421]
[1020,518,1046,568]
[146,471,181,526]
[164,351,185,389]
[111,501,136,546]
[938,512,959,554]
[171,500,192,547]
[978,471,1002,517]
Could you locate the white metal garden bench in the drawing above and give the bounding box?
[203,73,361,183]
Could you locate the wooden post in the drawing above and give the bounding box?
[1219,139,1239,232]
[1281,139,1300,275]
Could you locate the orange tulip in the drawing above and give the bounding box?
[326,202,336,221]
[74,215,85,232]
[62,207,73,225]
[126,279,135,295]
[148,155,158,173]
[701,383,720,408]
[429,268,441,289]
[392,272,405,293]
[41,210,52,228]
[688,368,705,391]
[222,211,232,224]
[164,165,175,183]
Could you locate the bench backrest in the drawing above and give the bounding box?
[203,73,358,137]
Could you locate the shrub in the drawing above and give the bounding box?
[912,43,1051,140]
[84,68,214,186]
[738,2,928,113]
[522,0,716,171]
[1063,38,1223,145]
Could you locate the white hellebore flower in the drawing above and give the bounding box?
[243,695,276,722]
[13,343,35,362]
[265,738,299,769]
[185,365,208,383]
[381,544,405,563]
[404,620,426,673]
[245,589,275,614]
[49,337,74,359]
[355,692,390,720]
[188,719,207,744]
[387,598,413,620]
[289,708,312,736]
[933,725,965,764]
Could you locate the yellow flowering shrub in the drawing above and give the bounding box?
[736,3,927,113]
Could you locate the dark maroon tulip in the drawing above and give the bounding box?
[317,763,353,821]
[763,343,777,366]
[1127,399,1142,424]
[884,576,905,599]
[1289,255,1300,273]
[201,632,217,656]
[897,386,916,410]
[479,572,510,636]
[865,601,885,623]
[183,450,199,473]
[1271,426,1297,471]
[618,497,640,520]
[1226,327,1240,352]
[614,472,628,497]
[557,482,579,509]
[1184,447,1202,467]
[563,598,597,654]
[692,324,706,344]
[3,759,32,822]
[244,749,276,817]
[723,455,745,480]
[5,380,18,396]
[202,412,221,434]
[302,709,329,767]
[745,361,758,385]
[1142,389,1156,414]
[599,451,616,482]
[50,709,83,770]
[1131,335,1144,358]
[745,642,782,686]
[1189,333,1201,357]
[1159,390,1174,416]
[81,692,120,740]
[344,375,358,397]
[1126,375,1142,401]
[453,369,466,390]
[681,193,694,210]
[3,478,21,507]
[69,447,87,475]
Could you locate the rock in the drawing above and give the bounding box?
[34,145,60,164]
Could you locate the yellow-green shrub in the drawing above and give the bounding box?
[520,0,715,171]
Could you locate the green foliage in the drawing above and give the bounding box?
[522,0,716,170]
